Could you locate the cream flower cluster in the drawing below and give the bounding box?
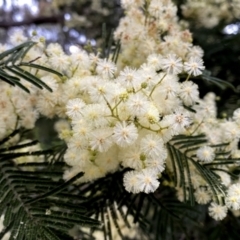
[1,0,240,224]
[173,94,240,221]
[115,0,204,70]
[208,183,240,221]
[63,59,195,193]
[56,0,205,192]
[181,0,240,28]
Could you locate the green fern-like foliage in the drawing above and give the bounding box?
[0,41,63,93]
[167,134,240,205]
[1,41,240,239]
[1,122,240,239]
[75,169,203,240]
[0,130,99,240]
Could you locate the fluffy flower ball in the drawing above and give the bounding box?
[113,122,138,147]
[196,146,215,163]
[208,202,227,221]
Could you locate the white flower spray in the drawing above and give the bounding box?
[1,0,240,224]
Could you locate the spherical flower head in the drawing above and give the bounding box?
[225,195,240,210]
[188,46,204,58]
[136,169,160,193]
[49,53,70,72]
[66,98,86,119]
[146,54,163,71]
[140,134,167,159]
[64,149,78,166]
[226,183,240,210]
[126,93,149,117]
[123,170,141,194]
[155,74,180,99]
[10,29,28,45]
[46,42,64,56]
[88,81,124,104]
[72,120,91,138]
[20,110,39,129]
[140,104,160,126]
[196,146,215,163]
[208,202,227,221]
[96,59,116,79]
[179,81,199,106]
[215,171,231,187]
[221,121,240,142]
[54,119,70,133]
[87,80,108,102]
[227,183,240,196]
[81,104,109,128]
[81,161,106,182]
[41,76,58,92]
[161,53,183,75]
[118,67,139,90]
[139,68,159,88]
[89,128,113,152]
[184,56,205,76]
[95,146,120,173]
[164,109,191,135]
[145,157,165,173]
[113,121,138,147]
[121,145,144,170]
[149,0,164,18]
[194,188,211,204]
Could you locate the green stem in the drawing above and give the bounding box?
[185,74,191,81]
[190,118,204,135]
[112,98,123,112]
[149,73,166,98]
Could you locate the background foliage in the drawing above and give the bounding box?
[0,0,240,239]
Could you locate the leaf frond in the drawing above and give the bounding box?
[0,131,99,240]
